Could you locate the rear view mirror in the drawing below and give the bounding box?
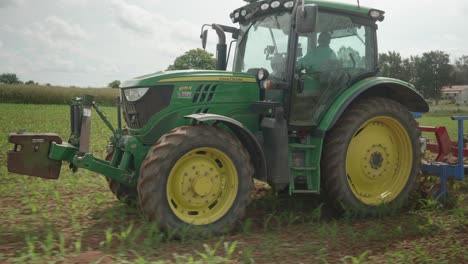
[295,4,318,34]
[264,45,275,59]
[201,29,208,49]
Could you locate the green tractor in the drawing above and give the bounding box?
[7,0,428,235]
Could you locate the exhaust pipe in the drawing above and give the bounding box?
[212,24,227,71]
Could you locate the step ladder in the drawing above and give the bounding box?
[288,136,320,195]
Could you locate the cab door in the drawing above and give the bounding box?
[289,12,377,127]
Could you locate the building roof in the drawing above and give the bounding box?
[441,85,468,93]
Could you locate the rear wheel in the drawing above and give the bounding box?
[137,125,253,236]
[322,97,420,215]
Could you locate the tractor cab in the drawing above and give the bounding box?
[229,0,383,127]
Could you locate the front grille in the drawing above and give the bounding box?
[192,84,217,103]
[122,85,174,129]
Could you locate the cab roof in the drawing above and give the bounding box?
[306,0,373,15]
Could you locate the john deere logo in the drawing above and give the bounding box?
[178,86,192,98]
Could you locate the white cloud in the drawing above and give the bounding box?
[41,56,76,72]
[110,0,155,34]
[1,0,468,87]
[0,48,35,74]
[0,24,14,32]
[60,0,91,6]
[18,15,90,58]
[109,0,198,42]
[0,0,17,8]
[107,0,202,70]
[38,16,89,41]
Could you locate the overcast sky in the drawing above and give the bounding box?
[1,0,467,87]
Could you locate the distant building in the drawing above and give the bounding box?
[441,85,468,101]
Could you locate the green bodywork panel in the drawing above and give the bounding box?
[49,142,78,163]
[123,70,260,145]
[123,70,257,87]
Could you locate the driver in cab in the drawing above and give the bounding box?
[297,32,337,74]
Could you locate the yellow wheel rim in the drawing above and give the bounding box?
[345,116,413,205]
[167,147,238,225]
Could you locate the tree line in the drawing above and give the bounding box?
[2,49,467,104]
[378,51,468,104]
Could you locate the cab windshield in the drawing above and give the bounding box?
[233,12,292,82]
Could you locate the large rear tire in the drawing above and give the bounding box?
[322,97,420,215]
[137,125,253,236]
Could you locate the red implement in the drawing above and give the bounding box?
[419,126,468,162]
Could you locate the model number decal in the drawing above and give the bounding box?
[178,86,192,98]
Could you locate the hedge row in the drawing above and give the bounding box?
[0,84,120,106]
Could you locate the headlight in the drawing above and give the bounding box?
[369,10,381,19]
[284,1,294,8]
[256,68,269,81]
[260,3,269,10]
[123,87,149,102]
[241,9,247,16]
[271,1,280,8]
[368,9,385,21]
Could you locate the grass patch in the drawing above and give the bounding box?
[424,100,468,117]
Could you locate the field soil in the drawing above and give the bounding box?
[0,103,467,263]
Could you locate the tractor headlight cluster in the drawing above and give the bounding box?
[368,9,385,21]
[123,87,149,102]
[231,0,295,23]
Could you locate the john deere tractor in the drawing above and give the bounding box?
[7,0,429,235]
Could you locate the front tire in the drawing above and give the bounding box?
[322,97,420,215]
[105,151,138,206]
[137,125,253,236]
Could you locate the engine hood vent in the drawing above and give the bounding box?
[192,84,218,103]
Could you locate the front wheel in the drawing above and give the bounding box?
[137,125,253,236]
[322,97,421,215]
[105,151,138,206]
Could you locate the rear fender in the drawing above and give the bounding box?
[185,113,267,181]
[318,77,429,131]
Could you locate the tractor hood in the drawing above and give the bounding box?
[122,70,256,88]
[120,70,260,130]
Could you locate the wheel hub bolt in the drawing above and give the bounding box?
[370,152,384,169]
[192,176,212,196]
